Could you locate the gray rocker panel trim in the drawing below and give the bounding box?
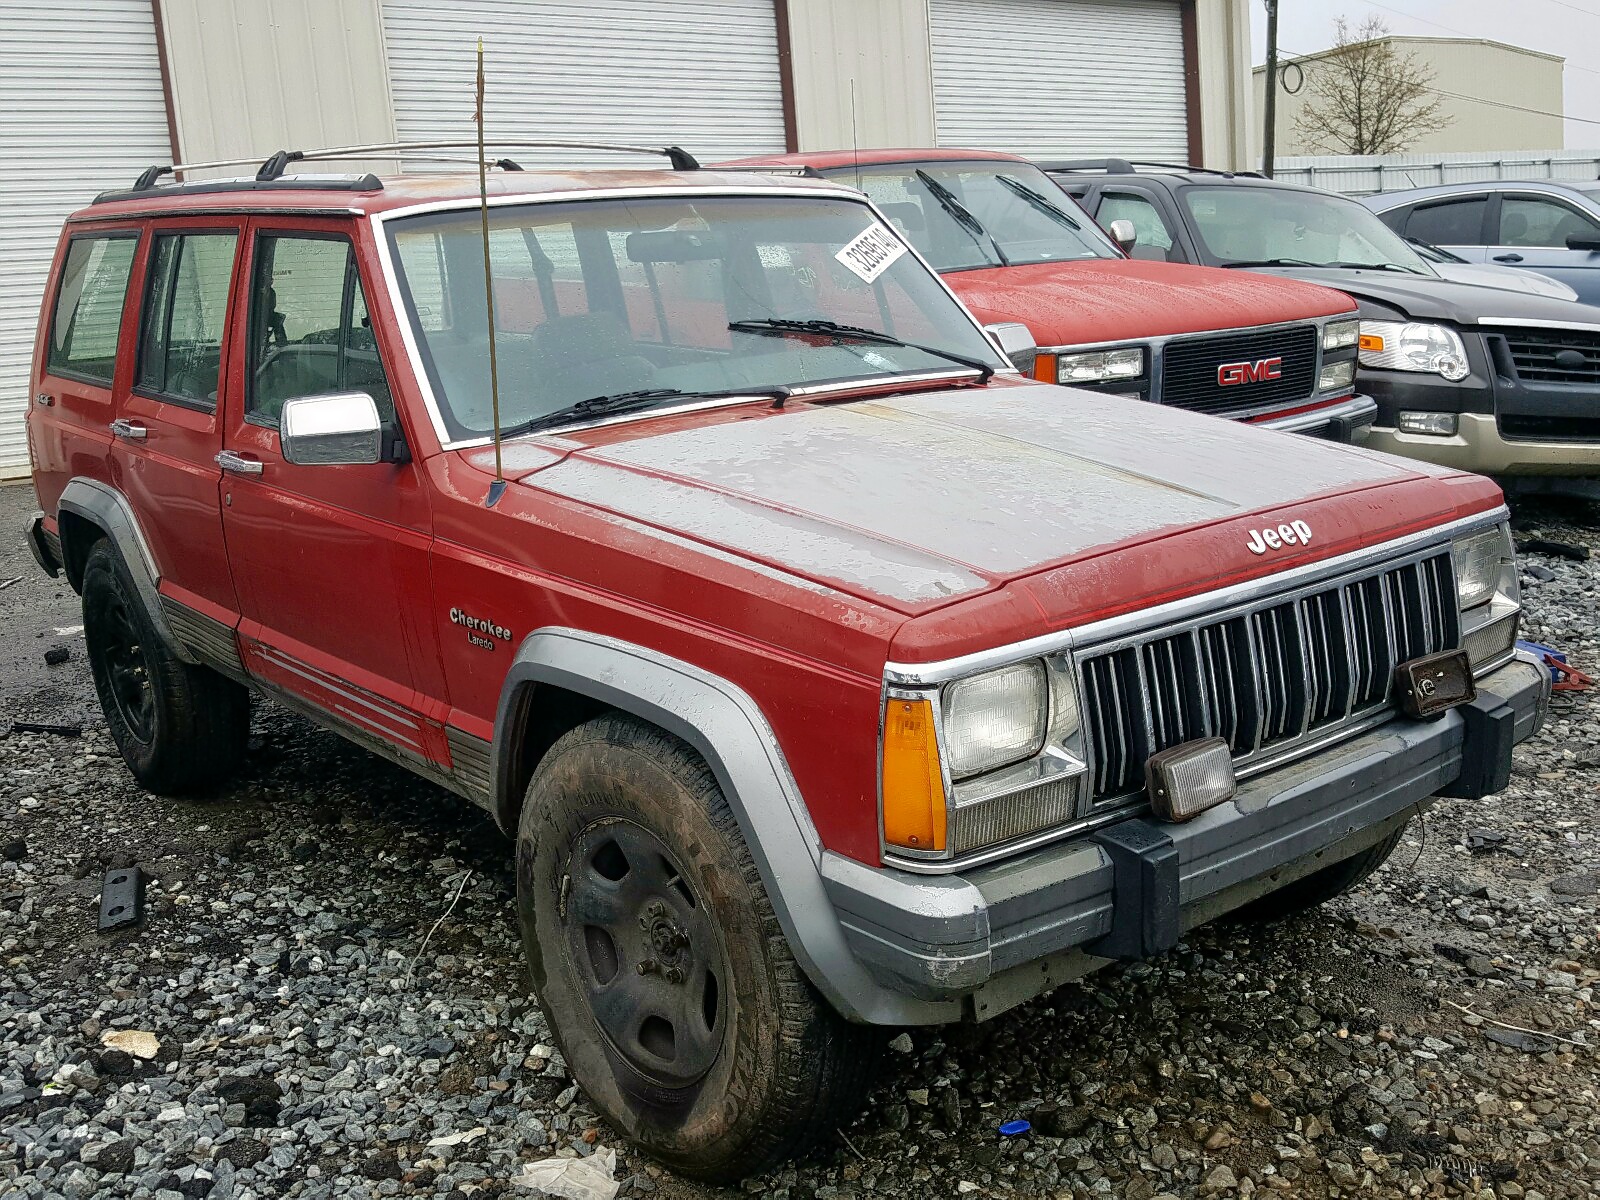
[57,478,196,665]
[492,626,975,1025]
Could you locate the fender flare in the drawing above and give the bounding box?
[56,478,195,663]
[492,627,973,1025]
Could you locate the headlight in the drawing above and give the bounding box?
[1057,347,1144,385]
[942,661,1048,778]
[1323,318,1360,350]
[1359,320,1469,381]
[1452,524,1520,671]
[1318,359,1356,392]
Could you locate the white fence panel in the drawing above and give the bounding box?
[1269,149,1600,196]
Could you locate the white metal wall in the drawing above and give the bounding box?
[929,0,1190,161]
[0,0,173,478]
[381,0,788,172]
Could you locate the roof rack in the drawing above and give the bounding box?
[121,139,702,193]
[1038,157,1263,179]
[727,164,828,179]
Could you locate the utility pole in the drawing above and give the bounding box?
[1262,0,1279,177]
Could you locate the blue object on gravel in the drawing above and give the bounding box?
[1518,639,1568,681]
[999,1119,1031,1136]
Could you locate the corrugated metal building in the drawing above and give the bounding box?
[1252,37,1565,164]
[0,0,1256,477]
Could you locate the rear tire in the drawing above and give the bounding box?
[1236,823,1408,922]
[515,712,877,1183]
[82,540,249,794]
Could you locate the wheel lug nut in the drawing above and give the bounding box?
[637,958,658,975]
[664,966,684,984]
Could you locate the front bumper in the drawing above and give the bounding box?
[1255,394,1376,441]
[821,653,1547,1021]
[1359,413,1600,476]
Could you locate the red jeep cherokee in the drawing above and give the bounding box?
[25,147,1545,1181]
[720,149,1377,439]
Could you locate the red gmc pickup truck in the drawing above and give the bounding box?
[25,147,1544,1182]
[721,149,1377,439]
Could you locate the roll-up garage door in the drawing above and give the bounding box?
[930,0,1190,161]
[382,0,788,172]
[0,0,173,477]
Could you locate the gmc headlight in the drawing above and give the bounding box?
[1322,318,1360,350]
[942,661,1048,778]
[1318,359,1356,392]
[1452,524,1520,671]
[1058,346,1144,385]
[1359,321,1469,382]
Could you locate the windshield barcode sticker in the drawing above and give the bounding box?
[835,223,906,283]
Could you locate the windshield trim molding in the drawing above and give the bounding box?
[368,185,1010,451]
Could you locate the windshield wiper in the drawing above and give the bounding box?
[1219,257,1324,269]
[728,318,996,383]
[510,385,792,434]
[915,170,1010,267]
[995,173,1083,231]
[1328,260,1424,274]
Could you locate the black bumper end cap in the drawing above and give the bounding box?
[1086,819,1180,961]
[27,514,61,579]
[1436,694,1515,800]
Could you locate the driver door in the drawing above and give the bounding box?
[1485,192,1600,303]
[218,216,449,769]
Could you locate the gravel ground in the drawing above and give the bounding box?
[4,478,1600,1200]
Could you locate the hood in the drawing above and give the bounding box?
[943,259,1354,346]
[1252,266,1600,327]
[479,382,1500,638]
[1430,262,1579,303]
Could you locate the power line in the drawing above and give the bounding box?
[1353,0,1600,79]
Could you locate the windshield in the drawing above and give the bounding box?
[1181,186,1434,274]
[385,194,1006,441]
[824,161,1120,271]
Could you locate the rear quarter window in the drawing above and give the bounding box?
[47,234,139,385]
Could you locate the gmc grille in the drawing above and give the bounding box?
[1078,551,1458,801]
[1502,326,1600,384]
[1159,324,1320,416]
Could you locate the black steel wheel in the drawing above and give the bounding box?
[81,539,249,795]
[563,819,728,1089]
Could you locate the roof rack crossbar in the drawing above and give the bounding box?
[127,139,700,190]
[1041,157,1263,179]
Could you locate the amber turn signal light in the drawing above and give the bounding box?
[881,697,947,852]
[1358,333,1386,353]
[1032,353,1058,384]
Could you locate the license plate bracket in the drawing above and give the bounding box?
[1393,649,1476,719]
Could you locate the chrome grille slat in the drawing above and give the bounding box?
[1079,550,1457,802]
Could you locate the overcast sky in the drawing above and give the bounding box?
[1248,0,1600,148]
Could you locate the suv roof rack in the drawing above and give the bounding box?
[1038,157,1263,179]
[103,139,702,202]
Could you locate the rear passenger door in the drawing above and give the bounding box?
[1391,194,1491,261]
[217,217,446,770]
[118,219,244,628]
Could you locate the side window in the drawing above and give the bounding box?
[247,235,394,426]
[1499,196,1600,248]
[48,235,138,385]
[137,232,238,408]
[1097,192,1181,261]
[1404,197,1487,245]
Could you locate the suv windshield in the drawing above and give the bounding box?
[1182,186,1434,275]
[824,161,1120,271]
[384,194,1005,441]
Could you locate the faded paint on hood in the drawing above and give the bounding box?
[508,382,1457,616]
[945,259,1355,347]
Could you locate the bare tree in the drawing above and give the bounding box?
[1292,15,1452,155]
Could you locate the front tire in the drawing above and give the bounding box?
[515,713,876,1182]
[81,540,248,794]
[1235,823,1408,922]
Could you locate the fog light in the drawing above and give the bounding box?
[1145,738,1236,822]
[1397,411,1458,437]
[1318,359,1356,392]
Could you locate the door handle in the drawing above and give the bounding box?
[215,450,263,476]
[1493,253,1524,263]
[109,418,147,441]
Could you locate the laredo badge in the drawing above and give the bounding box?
[450,607,512,650]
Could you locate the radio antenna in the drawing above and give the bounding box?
[476,37,507,508]
[850,79,861,191]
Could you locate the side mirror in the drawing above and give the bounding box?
[280,392,383,466]
[1107,219,1138,254]
[1566,232,1600,252]
[984,322,1037,375]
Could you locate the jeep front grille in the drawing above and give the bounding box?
[1501,326,1600,384]
[1078,551,1458,801]
[1158,324,1319,415]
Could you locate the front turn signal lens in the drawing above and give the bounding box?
[1033,353,1058,383]
[1359,332,1386,353]
[881,697,947,853]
